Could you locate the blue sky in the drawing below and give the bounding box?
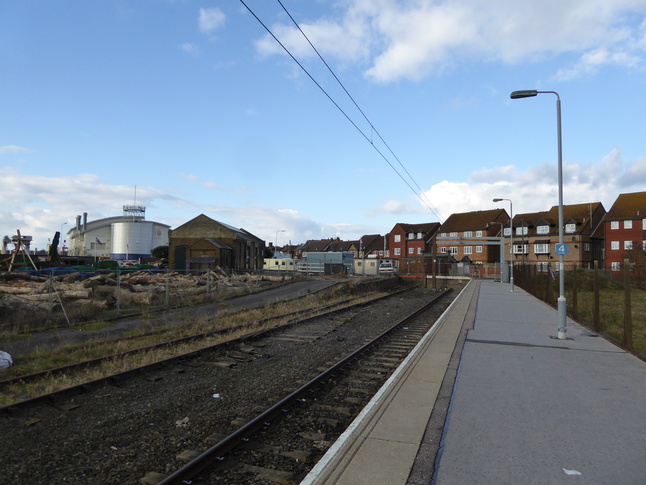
[2,0,646,251]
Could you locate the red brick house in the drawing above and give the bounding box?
[604,191,646,272]
[386,222,441,274]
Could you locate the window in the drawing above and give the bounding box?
[624,220,633,229]
[515,226,528,236]
[611,262,621,272]
[408,247,415,254]
[450,232,458,237]
[394,234,401,242]
[584,243,590,252]
[417,248,422,254]
[417,232,423,239]
[537,262,550,273]
[440,247,447,253]
[408,232,415,239]
[464,246,472,255]
[476,246,483,253]
[476,230,483,237]
[464,231,473,238]
[611,241,619,250]
[513,244,528,254]
[394,248,401,255]
[440,232,446,237]
[503,227,511,236]
[625,241,633,250]
[449,246,458,255]
[534,243,549,254]
[537,225,549,234]
[565,223,576,233]
[610,221,619,230]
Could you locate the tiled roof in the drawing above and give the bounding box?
[606,191,646,220]
[440,209,507,232]
[395,222,441,235]
[513,202,604,236]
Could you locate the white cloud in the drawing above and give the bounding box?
[179,42,199,55]
[253,0,646,82]
[199,8,226,36]
[0,145,30,154]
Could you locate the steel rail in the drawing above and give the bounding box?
[157,289,451,485]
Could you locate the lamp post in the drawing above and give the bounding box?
[488,221,505,283]
[493,198,514,292]
[510,89,566,339]
[60,221,68,254]
[275,229,286,253]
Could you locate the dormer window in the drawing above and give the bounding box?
[515,226,528,236]
[565,223,576,233]
[537,225,549,234]
[408,232,415,239]
[417,232,423,239]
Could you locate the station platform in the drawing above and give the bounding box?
[301,279,646,485]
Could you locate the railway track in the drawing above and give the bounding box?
[0,288,405,411]
[0,285,454,484]
[153,289,451,485]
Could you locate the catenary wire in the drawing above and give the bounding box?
[240,0,444,223]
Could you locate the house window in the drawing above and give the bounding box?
[394,235,401,242]
[611,262,621,272]
[440,232,446,237]
[513,244,528,254]
[565,223,576,233]
[449,246,458,255]
[440,247,447,253]
[417,232,423,239]
[515,226,528,236]
[610,221,619,230]
[624,241,633,250]
[450,232,458,237]
[611,241,619,250]
[464,246,472,255]
[408,233,415,239]
[394,248,401,255]
[476,246,483,253]
[464,231,473,238]
[417,247,422,255]
[584,243,590,252]
[503,228,512,236]
[408,247,415,255]
[537,262,550,273]
[624,220,633,229]
[537,225,549,234]
[476,230,483,237]
[534,243,549,254]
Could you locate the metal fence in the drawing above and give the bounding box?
[513,260,645,358]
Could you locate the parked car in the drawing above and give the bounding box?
[379,261,397,273]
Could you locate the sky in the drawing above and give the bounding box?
[2,0,646,251]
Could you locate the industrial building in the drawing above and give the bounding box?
[66,206,170,261]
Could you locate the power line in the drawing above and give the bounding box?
[275,0,443,222]
[240,0,444,223]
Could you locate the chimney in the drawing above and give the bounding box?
[76,215,81,231]
[83,212,88,232]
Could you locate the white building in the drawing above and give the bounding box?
[66,206,170,260]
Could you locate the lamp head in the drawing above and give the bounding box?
[493,198,503,202]
[510,90,538,99]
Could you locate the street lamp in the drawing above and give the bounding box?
[488,221,505,283]
[275,229,286,253]
[60,221,68,254]
[510,89,566,339]
[493,198,514,292]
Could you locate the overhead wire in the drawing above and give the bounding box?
[240,0,444,223]
[274,0,444,223]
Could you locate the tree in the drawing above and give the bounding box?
[151,245,169,260]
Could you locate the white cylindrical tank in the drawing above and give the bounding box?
[111,222,154,260]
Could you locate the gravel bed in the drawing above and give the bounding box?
[0,286,452,484]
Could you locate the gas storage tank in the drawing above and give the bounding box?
[111,222,154,260]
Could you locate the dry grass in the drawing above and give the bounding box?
[0,284,391,407]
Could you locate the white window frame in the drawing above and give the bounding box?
[464,246,473,255]
[417,232,423,239]
[476,245,483,253]
[584,243,590,252]
[515,226,528,236]
[536,225,549,234]
[449,246,458,255]
[464,231,473,238]
[503,227,512,236]
[476,230,483,237]
[610,221,619,230]
[624,220,633,229]
[394,248,401,255]
[450,232,458,237]
[611,241,619,250]
[513,243,528,254]
[624,240,633,250]
[394,234,401,242]
[440,247,447,253]
[408,247,415,255]
[534,243,549,254]
[565,223,576,233]
[408,232,415,240]
[611,262,621,271]
[417,247,422,255]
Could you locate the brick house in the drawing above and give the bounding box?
[510,202,605,271]
[358,234,387,259]
[168,214,264,272]
[437,209,508,266]
[386,222,441,274]
[604,191,646,272]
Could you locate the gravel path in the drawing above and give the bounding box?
[0,285,448,484]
